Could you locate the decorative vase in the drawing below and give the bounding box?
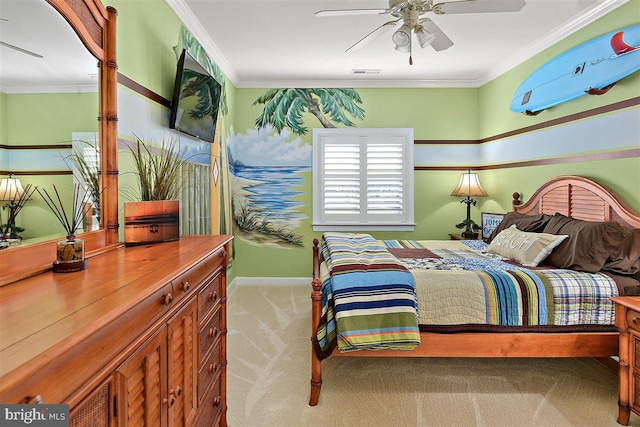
[52,236,88,273]
[124,200,180,247]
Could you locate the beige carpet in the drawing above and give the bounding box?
[227,284,638,427]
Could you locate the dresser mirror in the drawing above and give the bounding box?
[0,0,118,286]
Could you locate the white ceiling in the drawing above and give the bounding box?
[0,0,98,93]
[168,0,630,88]
[0,0,629,93]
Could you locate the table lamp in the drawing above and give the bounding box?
[0,175,33,240]
[450,170,488,238]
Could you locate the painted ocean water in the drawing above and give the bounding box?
[232,165,309,224]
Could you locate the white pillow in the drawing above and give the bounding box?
[487,225,568,267]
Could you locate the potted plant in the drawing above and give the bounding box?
[123,135,188,246]
[63,139,101,226]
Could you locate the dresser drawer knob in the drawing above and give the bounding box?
[209,327,219,338]
[22,395,42,405]
[209,363,219,374]
[182,281,190,292]
[209,291,218,302]
[162,293,173,306]
[213,396,221,407]
[633,317,639,325]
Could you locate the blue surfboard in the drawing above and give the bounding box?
[511,25,640,114]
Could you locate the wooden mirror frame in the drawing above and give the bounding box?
[0,0,118,286]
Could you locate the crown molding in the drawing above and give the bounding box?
[0,83,98,94]
[167,0,629,89]
[232,77,483,89]
[165,0,239,86]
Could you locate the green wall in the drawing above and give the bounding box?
[109,0,184,100]
[7,92,97,144]
[230,0,640,278]
[479,0,640,138]
[3,92,98,240]
[476,0,640,223]
[0,92,7,146]
[105,0,639,280]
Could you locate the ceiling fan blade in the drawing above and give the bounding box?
[315,9,389,17]
[419,18,454,51]
[346,19,400,53]
[433,0,526,15]
[0,41,43,58]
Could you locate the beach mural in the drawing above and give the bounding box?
[229,88,365,247]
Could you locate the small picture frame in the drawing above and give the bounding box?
[481,212,505,240]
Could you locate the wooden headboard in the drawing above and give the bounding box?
[513,175,640,229]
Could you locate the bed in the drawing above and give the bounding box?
[309,175,640,406]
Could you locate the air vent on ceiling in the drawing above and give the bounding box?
[351,69,381,75]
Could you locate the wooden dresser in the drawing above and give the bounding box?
[613,296,640,426]
[0,235,232,427]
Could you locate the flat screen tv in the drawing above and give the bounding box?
[169,49,221,142]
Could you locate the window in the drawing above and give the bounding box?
[312,128,414,231]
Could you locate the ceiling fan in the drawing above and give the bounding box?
[315,0,526,65]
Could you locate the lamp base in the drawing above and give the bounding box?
[462,231,479,239]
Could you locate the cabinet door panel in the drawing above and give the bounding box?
[116,328,167,427]
[167,300,198,427]
[70,376,115,427]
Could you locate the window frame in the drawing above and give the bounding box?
[312,128,415,232]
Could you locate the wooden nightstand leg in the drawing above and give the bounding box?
[618,405,630,426]
[619,328,631,425]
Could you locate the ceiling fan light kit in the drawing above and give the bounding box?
[316,0,527,65]
[415,26,436,48]
[392,24,411,47]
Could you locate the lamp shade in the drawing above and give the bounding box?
[450,171,488,197]
[0,176,24,201]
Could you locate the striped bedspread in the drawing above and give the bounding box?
[316,233,421,356]
[386,240,618,328]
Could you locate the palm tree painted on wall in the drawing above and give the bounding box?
[174,27,228,117]
[253,88,365,134]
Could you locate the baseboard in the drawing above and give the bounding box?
[227,276,310,296]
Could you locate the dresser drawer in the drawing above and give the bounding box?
[195,377,223,427]
[199,308,222,363]
[198,343,222,402]
[173,252,214,295]
[627,309,640,333]
[198,273,222,325]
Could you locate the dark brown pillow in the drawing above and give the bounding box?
[488,212,552,242]
[542,213,627,273]
[602,228,640,276]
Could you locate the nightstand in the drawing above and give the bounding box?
[612,296,640,425]
[448,233,481,241]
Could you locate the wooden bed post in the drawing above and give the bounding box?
[512,192,521,210]
[310,238,323,406]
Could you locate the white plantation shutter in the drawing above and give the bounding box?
[313,128,414,231]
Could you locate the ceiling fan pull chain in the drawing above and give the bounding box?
[409,34,413,65]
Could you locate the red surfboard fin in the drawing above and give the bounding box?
[611,31,636,55]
